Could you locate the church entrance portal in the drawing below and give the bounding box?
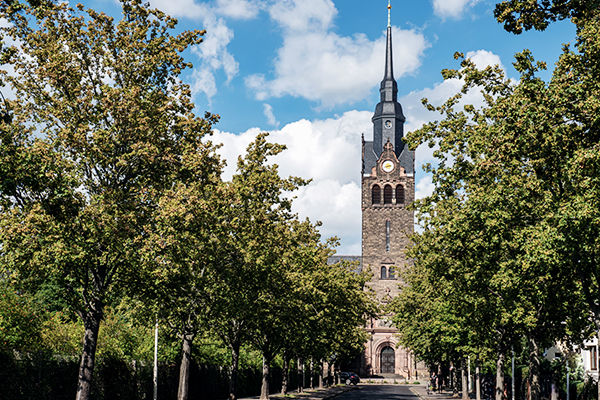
[381,346,395,373]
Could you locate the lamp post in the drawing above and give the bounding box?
[153,319,159,400]
[566,363,570,400]
[512,347,515,400]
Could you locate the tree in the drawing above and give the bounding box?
[493,0,599,33]
[0,2,220,399]
[139,173,225,400]
[402,5,600,398]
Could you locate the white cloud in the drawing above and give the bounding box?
[268,0,337,32]
[432,0,479,19]
[149,0,258,19]
[0,19,17,101]
[190,68,218,100]
[212,110,372,254]
[401,49,505,167]
[191,16,239,85]
[215,0,260,19]
[246,26,429,107]
[293,180,362,255]
[415,175,435,200]
[213,45,505,252]
[263,103,279,128]
[148,0,245,102]
[466,49,505,72]
[245,0,429,107]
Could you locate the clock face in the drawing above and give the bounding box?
[382,160,394,173]
[384,120,392,129]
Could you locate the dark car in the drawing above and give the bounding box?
[339,372,360,385]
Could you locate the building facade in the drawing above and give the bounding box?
[359,5,426,379]
[330,4,428,379]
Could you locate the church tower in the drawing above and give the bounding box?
[359,1,424,378]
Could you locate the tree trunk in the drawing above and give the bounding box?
[496,350,505,400]
[228,340,241,400]
[528,336,541,400]
[451,361,458,397]
[462,358,469,400]
[75,309,102,400]
[319,360,324,389]
[177,333,195,400]
[297,357,303,393]
[310,357,315,389]
[551,376,558,400]
[476,358,481,400]
[260,354,271,400]
[281,352,289,395]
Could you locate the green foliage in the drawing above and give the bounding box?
[41,311,83,357]
[0,1,221,398]
[397,5,600,392]
[0,282,45,352]
[493,0,599,33]
[0,2,377,398]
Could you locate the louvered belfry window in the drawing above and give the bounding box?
[372,185,381,206]
[384,185,393,204]
[396,185,405,204]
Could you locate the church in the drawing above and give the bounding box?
[328,2,428,379]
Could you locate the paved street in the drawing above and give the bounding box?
[335,384,418,400]
[239,383,464,400]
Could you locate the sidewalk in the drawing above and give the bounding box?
[238,385,359,400]
[411,385,471,400]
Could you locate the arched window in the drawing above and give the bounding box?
[386,220,390,252]
[384,185,393,205]
[380,266,387,280]
[396,185,405,205]
[389,266,395,279]
[372,185,381,206]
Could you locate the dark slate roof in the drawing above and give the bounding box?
[327,255,362,273]
[363,140,413,176]
[363,140,377,175]
[398,147,414,175]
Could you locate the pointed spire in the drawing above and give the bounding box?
[369,0,409,172]
[381,0,396,101]
[388,0,391,28]
[371,0,405,161]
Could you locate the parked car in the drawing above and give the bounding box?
[339,372,360,385]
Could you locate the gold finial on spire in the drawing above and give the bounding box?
[387,0,391,28]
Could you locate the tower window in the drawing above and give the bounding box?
[396,185,405,204]
[381,266,387,280]
[389,266,395,279]
[372,185,381,206]
[384,185,393,205]
[386,220,390,252]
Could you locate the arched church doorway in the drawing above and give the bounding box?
[381,346,395,373]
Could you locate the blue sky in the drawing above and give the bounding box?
[68,0,577,254]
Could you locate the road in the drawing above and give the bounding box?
[335,385,420,400]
